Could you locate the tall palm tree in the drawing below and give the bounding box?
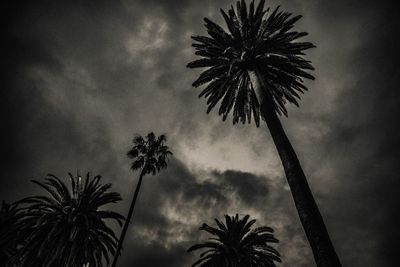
[187,1,341,266]
[112,132,172,267]
[188,214,281,267]
[16,173,124,267]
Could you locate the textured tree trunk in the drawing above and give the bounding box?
[248,70,342,267]
[112,172,144,267]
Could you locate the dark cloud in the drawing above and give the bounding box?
[212,170,269,204]
[112,159,309,267]
[2,0,399,266]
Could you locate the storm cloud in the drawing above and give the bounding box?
[2,0,399,266]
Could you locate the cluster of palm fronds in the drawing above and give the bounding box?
[1,173,124,267]
[127,132,172,175]
[188,0,315,126]
[188,214,281,267]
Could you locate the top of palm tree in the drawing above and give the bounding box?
[127,132,173,176]
[188,0,315,126]
[16,173,125,267]
[187,214,281,267]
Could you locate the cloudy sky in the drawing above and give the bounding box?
[3,0,399,266]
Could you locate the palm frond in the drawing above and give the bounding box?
[188,214,281,267]
[127,133,173,176]
[188,0,315,126]
[16,173,124,267]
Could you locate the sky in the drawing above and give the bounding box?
[2,0,399,266]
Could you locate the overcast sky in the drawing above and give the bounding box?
[3,0,399,266]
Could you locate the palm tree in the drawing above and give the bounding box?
[16,173,124,267]
[188,214,281,267]
[187,1,341,266]
[112,132,172,267]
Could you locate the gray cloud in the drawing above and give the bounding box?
[113,160,310,267]
[2,0,399,266]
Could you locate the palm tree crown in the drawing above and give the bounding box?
[188,0,315,126]
[127,132,172,175]
[188,214,281,267]
[17,173,125,267]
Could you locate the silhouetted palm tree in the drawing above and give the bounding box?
[16,173,124,267]
[112,132,172,267]
[187,1,341,266]
[188,214,281,267]
[0,201,23,266]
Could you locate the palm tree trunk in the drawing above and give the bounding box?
[248,70,342,267]
[112,171,145,267]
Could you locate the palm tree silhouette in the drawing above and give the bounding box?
[16,173,124,267]
[188,214,281,267]
[112,132,172,267]
[187,1,341,266]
